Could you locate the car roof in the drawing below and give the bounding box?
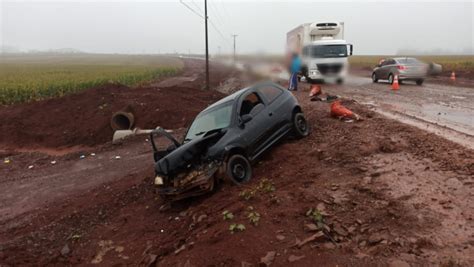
[202,87,250,112]
[201,81,283,112]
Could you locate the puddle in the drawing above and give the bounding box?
[421,104,474,131]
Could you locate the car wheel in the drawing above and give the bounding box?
[388,74,394,84]
[372,73,378,83]
[336,78,344,85]
[416,79,424,86]
[293,113,309,138]
[226,154,252,185]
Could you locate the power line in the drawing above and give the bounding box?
[209,19,232,46]
[209,1,226,28]
[190,0,204,14]
[179,0,204,19]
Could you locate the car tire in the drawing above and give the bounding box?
[388,73,394,84]
[336,78,344,85]
[372,73,378,83]
[293,113,310,138]
[416,79,424,86]
[226,154,252,185]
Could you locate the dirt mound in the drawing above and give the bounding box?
[0,82,224,150]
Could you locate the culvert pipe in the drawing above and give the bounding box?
[111,111,135,131]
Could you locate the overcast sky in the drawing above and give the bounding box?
[1,0,473,55]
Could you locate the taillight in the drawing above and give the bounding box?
[397,65,407,70]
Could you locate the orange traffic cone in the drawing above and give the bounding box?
[309,84,322,97]
[392,75,400,90]
[330,100,360,120]
[450,71,456,82]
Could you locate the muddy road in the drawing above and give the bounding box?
[1,59,473,266]
[326,74,474,149]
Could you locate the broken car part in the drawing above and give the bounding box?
[112,127,173,144]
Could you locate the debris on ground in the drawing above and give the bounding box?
[260,251,276,266]
[330,100,361,121]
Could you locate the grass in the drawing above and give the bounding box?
[349,55,474,72]
[0,54,183,105]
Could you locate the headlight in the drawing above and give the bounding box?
[154,175,164,185]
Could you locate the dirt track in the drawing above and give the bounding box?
[1,59,473,266]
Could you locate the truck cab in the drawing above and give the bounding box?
[302,39,353,84]
[287,22,353,84]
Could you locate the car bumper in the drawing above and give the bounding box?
[307,69,347,80]
[155,164,218,201]
[398,71,427,80]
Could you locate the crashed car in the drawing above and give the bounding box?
[150,81,309,201]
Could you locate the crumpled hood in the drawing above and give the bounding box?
[155,130,225,176]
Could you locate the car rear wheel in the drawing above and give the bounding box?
[388,74,394,84]
[416,79,424,86]
[372,73,378,83]
[226,154,252,185]
[293,113,309,138]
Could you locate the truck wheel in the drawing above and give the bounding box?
[226,154,252,185]
[372,73,378,83]
[293,113,309,138]
[388,74,394,84]
[416,79,424,86]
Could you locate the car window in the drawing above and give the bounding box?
[185,102,233,141]
[240,92,264,116]
[258,86,282,103]
[397,58,422,64]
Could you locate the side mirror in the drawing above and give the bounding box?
[240,114,253,126]
[349,44,353,56]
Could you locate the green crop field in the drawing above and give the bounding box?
[349,55,474,72]
[0,54,183,105]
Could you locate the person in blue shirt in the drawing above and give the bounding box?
[289,53,301,91]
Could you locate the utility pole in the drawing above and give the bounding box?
[204,0,210,90]
[231,34,238,64]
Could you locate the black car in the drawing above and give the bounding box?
[150,81,309,201]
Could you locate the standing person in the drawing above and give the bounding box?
[288,53,301,91]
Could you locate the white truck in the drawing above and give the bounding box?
[287,22,353,84]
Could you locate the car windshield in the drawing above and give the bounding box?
[310,45,347,58]
[397,58,422,64]
[184,102,233,142]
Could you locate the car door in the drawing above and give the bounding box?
[236,90,270,159]
[383,59,397,79]
[256,84,286,140]
[374,59,385,79]
[376,58,390,79]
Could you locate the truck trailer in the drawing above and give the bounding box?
[287,22,353,84]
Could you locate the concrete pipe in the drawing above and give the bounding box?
[111,111,135,131]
